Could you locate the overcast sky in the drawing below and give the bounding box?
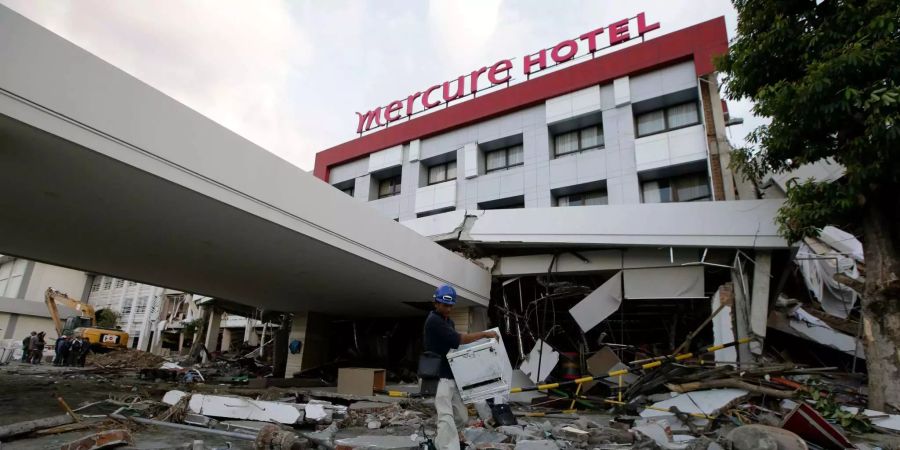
[1,0,761,171]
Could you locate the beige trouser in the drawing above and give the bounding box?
[435,378,468,450]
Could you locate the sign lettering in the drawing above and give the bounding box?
[355,12,660,133]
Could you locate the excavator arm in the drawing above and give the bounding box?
[45,288,97,332]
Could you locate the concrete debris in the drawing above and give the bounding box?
[725,425,808,450]
[334,435,421,450]
[519,340,559,384]
[59,429,133,450]
[0,413,75,439]
[513,439,559,450]
[163,390,302,424]
[87,348,166,369]
[640,389,750,428]
[463,427,511,445]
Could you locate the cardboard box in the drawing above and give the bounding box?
[337,368,386,396]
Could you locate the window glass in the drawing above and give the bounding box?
[122,299,133,315]
[485,150,506,171]
[642,180,670,203]
[341,186,354,196]
[581,126,602,149]
[584,190,608,206]
[673,173,711,201]
[555,131,579,155]
[507,146,524,166]
[446,161,457,180]
[667,103,699,128]
[378,176,401,197]
[428,165,446,184]
[637,110,666,136]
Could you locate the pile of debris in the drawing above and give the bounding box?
[87,348,166,369]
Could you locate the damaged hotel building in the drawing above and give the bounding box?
[308,15,796,374]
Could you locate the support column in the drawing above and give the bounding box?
[272,314,292,378]
[177,332,185,352]
[137,287,163,352]
[204,308,223,353]
[221,328,233,352]
[285,312,308,378]
[731,256,754,364]
[749,251,772,355]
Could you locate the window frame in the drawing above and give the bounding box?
[427,160,457,185]
[640,172,711,204]
[377,175,402,199]
[556,189,609,207]
[634,101,701,138]
[553,124,604,158]
[484,145,524,173]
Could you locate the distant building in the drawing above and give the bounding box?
[0,255,88,340]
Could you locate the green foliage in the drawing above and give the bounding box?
[181,318,204,336]
[95,308,120,329]
[718,0,900,241]
[799,382,873,434]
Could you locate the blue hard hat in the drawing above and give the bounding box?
[433,285,457,305]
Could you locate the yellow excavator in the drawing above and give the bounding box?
[45,288,129,351]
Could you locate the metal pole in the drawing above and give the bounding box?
[110,414,255,441]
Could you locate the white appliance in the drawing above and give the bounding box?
[446,327,512,403]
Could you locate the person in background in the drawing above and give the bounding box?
[424,285,499,450]
[77,338,90,367]
[30,331,46,364]
[21,331,35,363]
[67,337,83,367]
[53,336,71,366]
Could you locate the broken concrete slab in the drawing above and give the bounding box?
[519,340,559,384]
[0,413,74,440]
[334,435,421,450]
[497,425,544,442]
[558,426,589,443]
[725,425,807,450]
[464,427,510,445]
[632,420,687,450]
[639,389,749,427]
[348,401,394,414]
[162,389,302,424]
[513,439,559,450]
[586,346,639,386]
[569,271,622,332]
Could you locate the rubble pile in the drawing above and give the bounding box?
[87,348,166,369]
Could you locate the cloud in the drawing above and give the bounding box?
[1,0,316,169]
[427,0,502,69]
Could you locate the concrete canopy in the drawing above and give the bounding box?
[0,6,490,316]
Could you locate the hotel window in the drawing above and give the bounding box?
[114,279,124,289]
[554,125,604,157]
[121,298,133,315]
[485,145,524,172]
[0,259,27,298]
[102,278,112,290]
[428,161,457,185]
[635,102,700,137]
[135,296,148,314]
[378,175,402,198]
[340,186,355,197]
[641,172,711,203]
[556,190,608,207]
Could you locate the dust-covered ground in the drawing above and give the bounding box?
[0,362,256,449]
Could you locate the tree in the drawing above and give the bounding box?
[95,308,121,329]
[717,0,899,410]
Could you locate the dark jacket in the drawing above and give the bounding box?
[423,310,461,379]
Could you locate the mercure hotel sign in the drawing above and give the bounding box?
[355,12,660,134]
